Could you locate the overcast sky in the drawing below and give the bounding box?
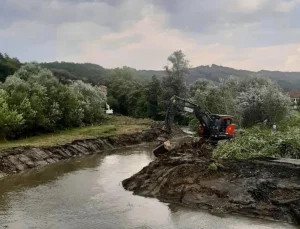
[1,0,300,71]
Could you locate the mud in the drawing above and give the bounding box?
[122,141,300,225]
[0,124,163,176]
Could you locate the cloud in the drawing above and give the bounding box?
[0,20,52,41]
[274,0,300,12]
[231,0,270,12]
[1,0,300,71]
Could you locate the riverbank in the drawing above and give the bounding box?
[0,116,152,149]
[122,141,300,225]
[0,122,162,178]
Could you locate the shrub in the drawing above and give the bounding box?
[213,126,300,159]
[0,63,106,139]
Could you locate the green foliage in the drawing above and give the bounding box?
[146,75,162,120]
[161,50,189,102]
[71,80,105,124]
[278,111,300,131]
[0,89,24,140]
[0,63,106,139]
[41,62,108,85]
[208,163,218,171]
[108,67,142,116]
[214,125,300,159]
[107,67,163,119]
[0,50,295,143]
[192,76,290,128]
[0,52,21,82]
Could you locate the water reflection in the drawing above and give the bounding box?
[0,144,298,229]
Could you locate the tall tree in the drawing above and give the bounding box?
[161,50,190,103]
[146,75,162,119]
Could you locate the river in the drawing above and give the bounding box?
[0,143,298,229]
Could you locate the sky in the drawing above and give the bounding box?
[1,0,300,71]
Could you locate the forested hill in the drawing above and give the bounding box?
[40,62,109,85]
[187,65,300,92]
[1,53,300,91]
[40,61,300,91]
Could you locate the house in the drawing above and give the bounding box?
[288,91,300,109]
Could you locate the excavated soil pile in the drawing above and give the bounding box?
[122,142,300,225]
[0,124,162,176]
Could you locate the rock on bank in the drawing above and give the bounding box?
[122,142,300,225]
[0,125,162,176]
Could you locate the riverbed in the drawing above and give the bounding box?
[0,143,297,229]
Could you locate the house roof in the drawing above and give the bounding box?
[288,91,300,98]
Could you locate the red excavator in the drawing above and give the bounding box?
[153,95,235,156]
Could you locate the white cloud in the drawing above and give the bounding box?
[2,0,300,71]
[54,4,300,72]
[274,0,300,12]
[0,20,52,40]
[231,0,270,12]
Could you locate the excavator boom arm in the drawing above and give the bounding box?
[163,96,212,134]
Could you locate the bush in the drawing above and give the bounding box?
[214,126,300,159]
[0,63,106,139]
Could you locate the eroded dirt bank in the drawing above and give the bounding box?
[0,124,162,177]
[122,141,300,225]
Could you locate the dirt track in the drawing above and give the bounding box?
[122,141,300,225]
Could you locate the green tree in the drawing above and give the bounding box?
[71,81,105,124]
[0,89,24,140]
[108,67,141,116]
[161,50,189,103]
[0,63,106,138]
[0,52,21,82]
[192,76,290,128]
[146,75,162,119]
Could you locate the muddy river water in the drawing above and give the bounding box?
[0,143,298,229]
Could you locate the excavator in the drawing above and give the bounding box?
[153,95,235,156]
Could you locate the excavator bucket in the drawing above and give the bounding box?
[152,140,172,157]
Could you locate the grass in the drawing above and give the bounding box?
[0,116,153,150]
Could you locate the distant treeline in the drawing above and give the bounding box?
[0,52,22,82]
[0,51,293,141]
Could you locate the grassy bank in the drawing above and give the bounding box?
[0,116,153,149]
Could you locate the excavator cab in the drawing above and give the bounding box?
[209,115,235,139]
[197,115,235,140]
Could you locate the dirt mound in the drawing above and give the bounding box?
[122,141,300,225]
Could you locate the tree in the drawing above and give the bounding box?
[161,50,190,103]
[0,89,24,140]
[71,81,105,124]
[0,52,21,82]
[0,63,107,139]
[41,62,109,86]
[192,76,290,128]
[146,75,162,119]
[107,67,142,116]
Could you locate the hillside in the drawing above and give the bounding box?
[1,55,300,91]
[40,62,109,85]
[186,64,300,91]
[137,64,300,92]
